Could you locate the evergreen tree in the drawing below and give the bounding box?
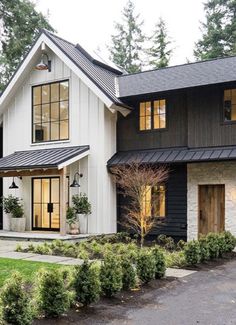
[109,0,145,73]
[194,0,236,61]
[148,17,172,69]
[0,0,55,91]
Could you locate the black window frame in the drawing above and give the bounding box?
[32,79,70,143]
[139,99,167,131]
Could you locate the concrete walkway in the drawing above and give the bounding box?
[0,239,83,265]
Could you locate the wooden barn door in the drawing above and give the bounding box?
[198,185,225,236]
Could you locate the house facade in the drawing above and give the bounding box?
[1,29,236,240]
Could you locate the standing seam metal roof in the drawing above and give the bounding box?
[107,146,236,166]
[0,146,89,171]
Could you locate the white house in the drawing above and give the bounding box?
[0,29,130,235]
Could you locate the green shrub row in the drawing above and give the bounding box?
[0,246,166,324]
[184,231,236,265]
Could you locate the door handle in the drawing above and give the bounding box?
[47,203,53,213]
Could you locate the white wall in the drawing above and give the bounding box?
[2,49,117,234]
[187,161,236,240]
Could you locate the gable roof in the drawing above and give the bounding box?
[0,29,131,113]
[117,56,236,98]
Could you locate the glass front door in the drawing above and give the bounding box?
[32,177,60,231]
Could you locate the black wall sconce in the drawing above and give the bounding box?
[70,172,83,188]
[9,177,19,189]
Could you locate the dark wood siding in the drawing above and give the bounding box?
[117,164,187,240]
[187,84,236,148]
[117,92,188,151]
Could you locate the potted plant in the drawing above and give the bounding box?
[66,206,79,235]
[1,195,25,232]
[72,193,91,234]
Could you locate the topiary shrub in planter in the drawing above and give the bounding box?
[100,253,123,297]
[1,195,25,231]
[206,233,220,259]
[74,260,101,306]
[35,268,72,318]
[0,272,35,325]
[136,249,156,284]
[121,254,136,290]
[151,246,166,278]
[72,193,91,234]
[199,236,210,262]
[183,240,201,265]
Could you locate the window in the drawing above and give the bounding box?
[139,99,166,131]
[32,80,69,142]
[142,185,166,218]
[224,89,236,122]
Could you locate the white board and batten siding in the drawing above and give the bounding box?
[2,50,117,234]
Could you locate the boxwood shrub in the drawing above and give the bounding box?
[206,233,220,259]
[74,260,101,306]
[151,246,166,278]
[36,268,72,318]
[100,253,123,297]
[0,272,34,325]
[121,254,136,290]
[183,240,201,265]
[199,236,210,262]
[136,249,156,284]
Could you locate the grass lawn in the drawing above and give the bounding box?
[0,258,66,286]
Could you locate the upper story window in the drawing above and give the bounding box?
[142,185,166,218]
[224,89,236,122]
[139,99,166,131]
[32,80,69,143]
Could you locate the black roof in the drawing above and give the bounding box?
[42,30,129,108]
[107,145,236,166]
[117,56,236,98]
[0,146,89,171]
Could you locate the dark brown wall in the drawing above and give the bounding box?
[187,85,236,148]
[117,92,188,151]
[117,82,236,151]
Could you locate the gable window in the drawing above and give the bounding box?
[32,80,69,143]
[224,89,236,122]
[142,185,166,218]
[139,99,166,131]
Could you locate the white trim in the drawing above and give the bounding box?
[0,32,119,112]
[57,149,90,169]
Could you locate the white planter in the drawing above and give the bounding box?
[78,214,88,234]
[10,217,26,232]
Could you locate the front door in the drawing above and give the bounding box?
[198,184,225,236]
[32,177,60,231]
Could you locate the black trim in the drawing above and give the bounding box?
[32,177,60,231]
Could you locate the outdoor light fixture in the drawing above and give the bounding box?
[70,172,83,188]
[35,53,51,72]
[9,177,19,189]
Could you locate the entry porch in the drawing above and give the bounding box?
[0,146,90,236]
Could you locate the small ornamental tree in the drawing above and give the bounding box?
[111,162,169,247]
[74,260,101,306]
[0,272,34,325]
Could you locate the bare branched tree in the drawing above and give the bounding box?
[111,162,169,247]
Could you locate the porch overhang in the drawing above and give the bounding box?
[0,145,89,177]
[107,145,236,166]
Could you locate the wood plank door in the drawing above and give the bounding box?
[198,185,225,236]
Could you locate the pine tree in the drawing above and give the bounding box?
[109,0,145,73]
[148,17,172,69]
[0,0,55,91]
[194,0,236,61]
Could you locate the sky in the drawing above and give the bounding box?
[35,0,206,66]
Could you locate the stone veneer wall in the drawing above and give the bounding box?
[187,161,236,240]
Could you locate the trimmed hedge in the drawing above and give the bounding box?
[151,246,166,279]
[184,232,236,265]
[136,249,156,284]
